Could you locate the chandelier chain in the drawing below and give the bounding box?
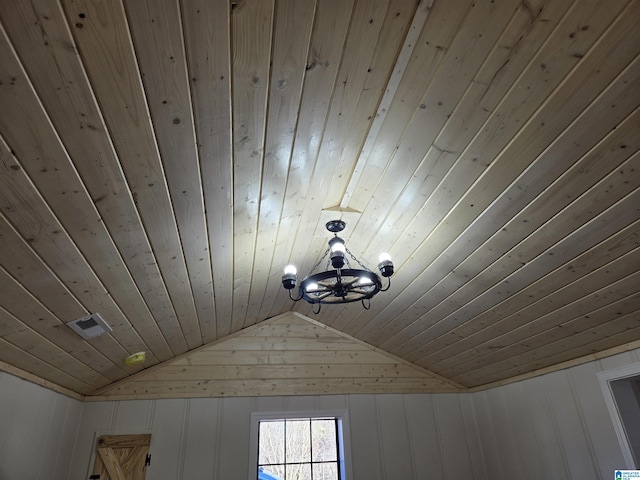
[345,246,372,272]
[308,247,331,275]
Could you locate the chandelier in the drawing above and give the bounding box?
[282,220,394,313]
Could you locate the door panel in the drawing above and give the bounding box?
[92,434,151,480]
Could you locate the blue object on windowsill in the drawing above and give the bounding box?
[258,467,282,480]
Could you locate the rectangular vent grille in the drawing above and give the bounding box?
[67,313,112,339]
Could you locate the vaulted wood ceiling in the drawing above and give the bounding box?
[0,0,639,400]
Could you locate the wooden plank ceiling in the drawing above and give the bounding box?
[90,312,463,400]
[0,0,638,399]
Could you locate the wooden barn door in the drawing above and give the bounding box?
[91,434,151,480]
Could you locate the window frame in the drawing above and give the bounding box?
[248,409,353,480]
[598,361,640,469]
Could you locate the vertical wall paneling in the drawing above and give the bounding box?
[0,372,81,480]
[284,395,319,412]
[404,394,446,479]
[46,393,85,480]
[545,371,599,480]
[112,399,154,432]
[473,351,640,480]
[217,397,253,479]
[145,399,188,479]
[181,398,220,479]
[525,375,572,477]
[253,395,288,413]
[348,395,384,479]
[376,394,415,479]
[498,383,542,479]
[433,393,476,478]
[8,349,640,479]
[471,390,504,480]
[317,394,349,411]
[489,386,527,478]
[68,401,116,480]
[458,392,488,480]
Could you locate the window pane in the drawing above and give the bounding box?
[311,419,337,462]
[259,421,285,465]
[286,462,311,480]
[259,465,285,480]
[256,416,343,480]
[286,419,311,463]
[313,462,338,480]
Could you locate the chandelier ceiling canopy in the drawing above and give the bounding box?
[282,220,394,313]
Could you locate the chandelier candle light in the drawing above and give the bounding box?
[282,220,394,313]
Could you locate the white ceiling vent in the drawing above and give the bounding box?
[67,313,112,339]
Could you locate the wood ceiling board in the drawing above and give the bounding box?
[126,0,215,345]
[265,0,356,320]
[88,313,462,399]
[341,1,640,349]
[61,0,201,351]
[0,336,96,394]
[244,0,317,330]
[0,214,133,379]
[0,304,108,390]
[388,134,640,358]
[0,266,123,384]
[343,0,474,215]
[460,293,640,388]
[142,364,424,382]
[322,0,421,209]
[181,0,234,340]
[397,186,640,366]
[419,225,640,369]
[320,0,604,340]
[403,150,640,363]
[0,146,164,367]
[1,0,189,358]
[0,0,639,396]
[338,0,432,210]
[443,272,640,384]
[230,0,275,334]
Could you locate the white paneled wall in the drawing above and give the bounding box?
[473,349,640,480]
[68,393,484,480]
[3,349,640,479]
[0,372,82,480]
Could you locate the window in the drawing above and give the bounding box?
[609,375,640,466]
[599,362,640,468]
[249,411,351,480]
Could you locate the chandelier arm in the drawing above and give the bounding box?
[361,298,371,310]
[312,302,321,314]
[379,277,391,292]
[288,289,302,301]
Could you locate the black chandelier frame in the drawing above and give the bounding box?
[282,220,393,314]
